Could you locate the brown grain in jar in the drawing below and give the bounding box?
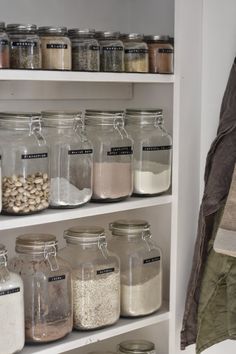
[145,35,174,74]
[0,22,9,68]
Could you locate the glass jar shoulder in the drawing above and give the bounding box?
[99,39,124,48]
[71,37,99,47]
[0,270,23,290]
[124,41,148,50]
[127,125,172,143]
[40,35,70,45]
[44,128,92,148]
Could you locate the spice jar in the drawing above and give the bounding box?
[9,234,73,343]
[38,26,71,70]
[85,110,133,201]
[69,28,100,71]
[122,33,148,73]
[96,31,124,72]
[7,23,41,69]
[0,112,50,215]
[0,22,9,68]
[144,35,174,74]
[0,244,24,354]
[125,109,172,195]
[60,226,120,330]
[118,340,157,354]
[109,220,162,317]
[41,110,93,208]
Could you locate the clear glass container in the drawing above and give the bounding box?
[60,226,120,330]
[0,22,9,68]
[0,154,2,213]
[69,28,100,71]
[96,31,124,72]
[118,340,156,354]
[109,220,162,317]
[0,244,24,354]
[38,26,71,70]
[0,112,50,215]
[41,111,93,208]
[85,110,133,201]
[122,33,149,73]
[7,24,41,69]
[125,109,172,195]
[9,234,73,343]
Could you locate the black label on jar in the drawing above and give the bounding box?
[107,146,133,156]
[48,275,66,282]
[21,153,48,159]
[46,43,68,49]
[143,256,161,264]
[0,39,8,46]
[102,46,123,52]
[0,287,20,296]
[158,48,174,54]
[68,149,93,155]
[90,45,100,51]
[125,48,148,54]
[12,41,37,48]
[143,145,172,152]
[97,268,115,275]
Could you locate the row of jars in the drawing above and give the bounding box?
[0,23,174,73]
[0,109,172,215]
[88,340,157,354]
[0,220,162,353]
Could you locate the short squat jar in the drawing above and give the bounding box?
[0,112,50,215]
[109,220,162,317]
[69,28,100,71]
[9,234,73,343]
[0,244,24,354]
[7,23,41,69]
[41,111,93,208]
[0,22,9,68]
[122,33,148,73]
[96,31,124,72]
[145,35,174,74]
[60,226,120,330]
[39,26,71,70]
[85,110,133,201]
[118,340,157,354]
[125,109,172,196]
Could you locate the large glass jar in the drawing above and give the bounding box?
[0,112,50,215]
[122,33,149,73]
[38,26,71,70]
[69,28,100,71]
[96,31,124,72]
[41,111,93,208]
[9,234,73,343]
[0,22,9,68]
[118,340,156,354]
[0,244,24,354]
[109,220,162,317]
[125,109,172,195]
[60,226,120,330]
[7,24,41,69]
[85,110,133,201]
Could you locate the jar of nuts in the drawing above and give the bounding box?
[0,112,50,215]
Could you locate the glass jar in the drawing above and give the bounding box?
[0,22,9,68]
[0,112,50,215]
[85,110,133,201]
[9,234,73,343]
[144,35,174,74]
[109,220,162,317]
[69,28,100,71]
[0,244,24,354]
[60,226,120,330]
[41,111,93,208]
[0,154,2,213]
[125,109,172,195]
[38,26,71,70]
[96,31,124,72]
[7,23,41,69]
[118,340,156,354]
[122,33,149,73]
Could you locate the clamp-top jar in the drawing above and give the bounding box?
[145,35,174,74]
[0,22,9,68]
[122,33,148,73]
[96,31,124,72]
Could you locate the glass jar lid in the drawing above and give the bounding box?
[41,110,82,127]
[38,26,67,36]
[0,112,41,130]
[119,340,155,354]
[110,219,150,237]
[96,31,120,39]
[68,28,95,38]
[6,24,37,34]
[122,33,144,41]
[64,226,105,243]
[85,109,124,126]
[144,34,170,42]
[16,234,57,254]
[125,109,163,126]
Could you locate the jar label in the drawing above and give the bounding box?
[143,145,172,151]
[90,45,100,51]
[158,48,174,54]
[125,48,148,54]
[21,153,48,159]
[48,275,66,282]
[143,256,161,264]
[102,46,123,52]
[11,41,37,48]
[68,149,93,155]
[107,146,133,156]
[0,39,8,46]
[97,267,115,275]
[46,43,68,49]
[0,287,20,296]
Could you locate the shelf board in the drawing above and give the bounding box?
[0,195,172,230]
[21,305,170,354]
[0,70,175,83]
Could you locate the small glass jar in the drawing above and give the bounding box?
[68,28,100,71]
[60,226,120,330]
[118,340,156,354]
[41,111,93,208]
[38,26,71,70]
[9,234,73,343]
[144,35,174,74]
[0,244,24,354]
[96,31,124,72]
[0,112,50,215]
[125,109,172,195]
[122,33,149,73]
[7,23,41,69]
[0,22,9,68]
[0,154,2,213]
[85,110,133,201]
[109,220,162,317]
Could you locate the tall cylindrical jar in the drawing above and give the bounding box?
[109,220,162,317]
[60,226,120,330]
[41,111,93,208]
[122,33,149,73]
[38,26,71,70]
[85,110,133,201]
[125,109,172,195]
[0,244,24,354]
[9,234,73,343]
[0,112,50,215]
[96,31,124,72]
[0,22,9,68]
[118,340,157,354]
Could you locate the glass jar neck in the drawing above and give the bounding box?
[66,236,109,258]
